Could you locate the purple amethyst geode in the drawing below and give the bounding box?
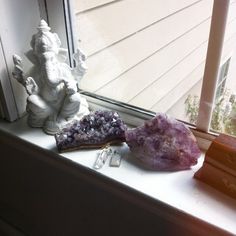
[125,113,201,171]
[55,110,127,152]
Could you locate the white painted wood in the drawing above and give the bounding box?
[0,0,41,118]
[37,0,48,22]
[76,0,203,56]
[80,4,213,92]
[74,0,117,13]
[197,0,230,132]
[45,0,71,64]
[93,20,211,101]
[0,41,18,121]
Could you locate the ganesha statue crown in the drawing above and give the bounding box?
[12,20,89,134]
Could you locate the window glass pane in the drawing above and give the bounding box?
[209,1,236,136]
[72,0,216,125]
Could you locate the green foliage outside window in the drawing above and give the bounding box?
[185,90,236,136]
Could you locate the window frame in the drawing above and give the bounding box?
[0,25,20,121]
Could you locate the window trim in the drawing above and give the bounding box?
[0,41,18,121]
[38,0,75,66]
[196,0,230,132]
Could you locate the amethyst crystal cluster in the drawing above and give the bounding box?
[55,110,127,152]
[125,113,201,171]
[55,110,201,171]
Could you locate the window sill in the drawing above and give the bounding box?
[0,116,235,235]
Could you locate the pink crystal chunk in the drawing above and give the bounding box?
[125,113,201,171]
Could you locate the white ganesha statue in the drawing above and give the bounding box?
[12,20,89,134]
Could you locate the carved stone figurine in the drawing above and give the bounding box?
[12,20,89,134]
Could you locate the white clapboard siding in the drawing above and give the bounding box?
[130,19,236,110]
[80,1,213,91]
[129,16,236,109]
[228,1,236,22]
[151,62,205,113]
[74,0,236,114]
[167,80,203,121]
[76,0,204,56]
[94,19,211,102]
[128,43,208,108]
[74,0,118,13]
[153,33,236,112]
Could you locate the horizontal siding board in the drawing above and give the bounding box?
[92,19,211,101]
[166,80,203,122]
[81,9,236,104]
[74,0,117,13]
[151,63,205,112]
[222,33,236,65]
[75,0,236,114]
[228,1,236,22]
[76,0,206,56]
[128,43,208,109]
[80,2,213,91]
[129,17,236,110]
[152,33,236,112]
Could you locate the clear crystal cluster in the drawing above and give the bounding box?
[55,110,127,152]
[125,113,201,171]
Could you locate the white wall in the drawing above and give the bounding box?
[0,0,41,119]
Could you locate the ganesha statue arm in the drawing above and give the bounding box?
[12,54,39,95]
[63,77,78,95]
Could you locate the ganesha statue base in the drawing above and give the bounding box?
[12,20,89,135]
[26,92,89,135]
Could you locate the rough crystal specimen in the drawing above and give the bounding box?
[55,110,127,152]
[125,113,201,171]
[94,145,112,169]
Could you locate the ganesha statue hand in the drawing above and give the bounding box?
[12,20,89,134]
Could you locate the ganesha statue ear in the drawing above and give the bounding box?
[12,19,89,135]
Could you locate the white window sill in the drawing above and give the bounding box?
[0,116,235,235]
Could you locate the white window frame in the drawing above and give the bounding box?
[0,44,18,121]
[196,0,230,132]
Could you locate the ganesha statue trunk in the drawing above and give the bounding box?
[12,20,89,134]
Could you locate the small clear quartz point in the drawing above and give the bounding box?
[94,146,112,169]
[109,150,122,167]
